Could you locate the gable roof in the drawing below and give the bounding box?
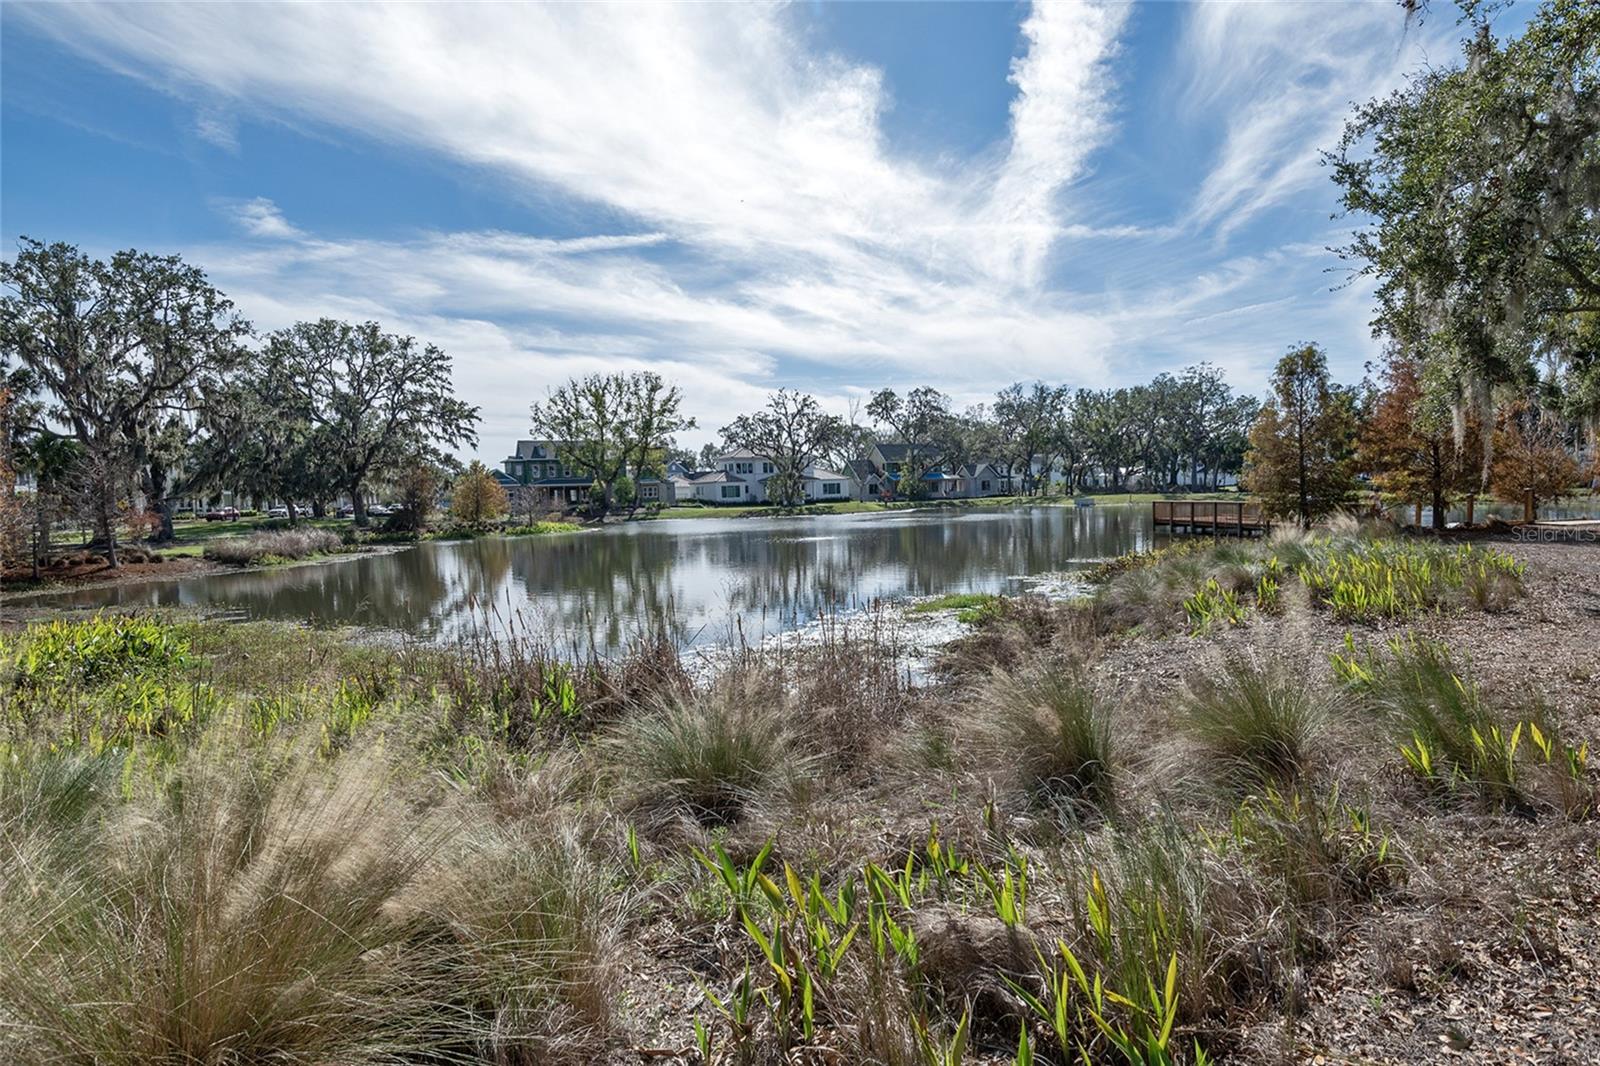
[714,447,769,462]
[872,441,940,464]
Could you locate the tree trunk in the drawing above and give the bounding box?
[287,501,299,525]
[1524,491,1535,524]
[1414,501,1422,527]
[312,500,327,518]
[145,461,176,542]
[98,489,119,570]
[1465,496,1476,526]
[31,501,45,581]
[352,485,368,527]
[1431,488,1446,531]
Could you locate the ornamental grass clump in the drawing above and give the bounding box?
[425,826,631,1063]
[1039,821,1280,1062]
[977,661,1118,812]
[0,749,449,1066]
[602,670,800,826]
[1180,653,1338,789]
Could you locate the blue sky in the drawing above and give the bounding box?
[2,2,1505,461]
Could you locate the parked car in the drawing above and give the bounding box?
[368,504,391,516]
[336,505,355,518]
[203,507,239,522]
[267,506,289,519]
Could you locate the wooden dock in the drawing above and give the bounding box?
[1153,499,1269,536]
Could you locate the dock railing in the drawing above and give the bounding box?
[1152,499,1269,535]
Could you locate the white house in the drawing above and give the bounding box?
[669,448,851,505]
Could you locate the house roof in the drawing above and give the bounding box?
[491,470,520,487]
[844,459,876,479]
[685,470,744,484]
[873,441,942,462]
[714,447,769,462]
[807,468,848,481]
[508,439,579,460]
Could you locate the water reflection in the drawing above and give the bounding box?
[16,506,1163,652]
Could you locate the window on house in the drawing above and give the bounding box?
[981,480,991,491]
[763,462,774,473]
[721,485,741,499]
[823,482,841,495]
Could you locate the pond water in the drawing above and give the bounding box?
[15,506,1165,652]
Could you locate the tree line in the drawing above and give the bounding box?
[530,365,1260,511]
[1,238,479,569]
[1295,0,1599,528]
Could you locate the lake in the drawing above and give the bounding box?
[16,505,1164,652]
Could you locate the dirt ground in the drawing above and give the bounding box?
[1091,535,1600,1065]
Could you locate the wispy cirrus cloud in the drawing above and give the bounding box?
[1177,1,1455,241]
[221,197,302,240]
[6,0,1457,456]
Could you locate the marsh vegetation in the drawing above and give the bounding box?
[3,523,1596,1064]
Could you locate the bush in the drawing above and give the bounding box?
[203,528,342,565]
[8,614,193,689]
[977,661,1117,811]
[1180,652,1337,788]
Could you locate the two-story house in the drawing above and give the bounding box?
[671,448,850,504]
[850,442,1013,500]
[501,440,594,507]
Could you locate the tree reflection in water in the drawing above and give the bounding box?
[24,506,1165,654]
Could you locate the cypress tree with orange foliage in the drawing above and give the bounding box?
[1358,353,1481,530]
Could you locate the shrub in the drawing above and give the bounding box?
[8,614,193,689]
[203,528,342,565]
[1180,653,1337,788]
[601,671,798,826]
[977,662,1117,811]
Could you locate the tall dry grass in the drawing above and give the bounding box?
[0,748,444,1064]
[1179,652,1341,788]
[975,660,1118,812]
[202,528,343,564]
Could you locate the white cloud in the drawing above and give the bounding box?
[10,0,1445,460]
[1177,2,1456,242]
[192,107,237,151]
[983,1,1129,288]
[223,197,302,240]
